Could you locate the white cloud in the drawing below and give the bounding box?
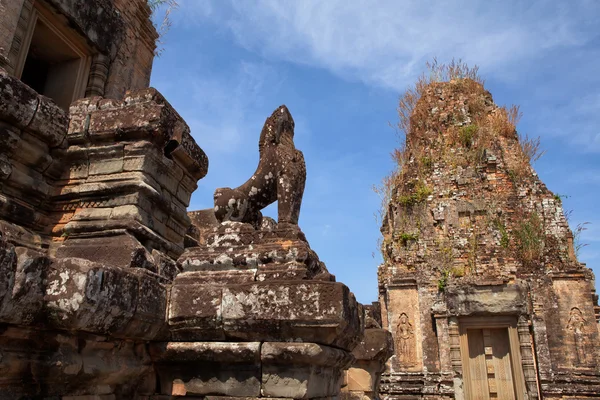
[179,0,598,91]
[162,60,283,155]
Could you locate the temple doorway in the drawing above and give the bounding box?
[459,318,527,400]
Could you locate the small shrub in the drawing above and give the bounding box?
[507,104,522,127]
[493,218,510,248]
[415,183,433,200]
[459,124,478,148]
[421,156,433,170]
[397,183,433,206]
[148,0,179,56]
[553,193,569,205]
[518,133,546,164]
[373,172,397,226]
[438,270,450,292]
[398,232,419,246]
[514,212,544,266]
[487,106,517,137]
[574,222,590,259]
[437,265,465,291]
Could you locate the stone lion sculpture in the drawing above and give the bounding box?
[213,105,306,227]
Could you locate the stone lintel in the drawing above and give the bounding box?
[387,276,417,289]
[44,0,125,56]
[444,282,528,316]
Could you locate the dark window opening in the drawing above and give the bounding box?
[21,55,49,94]
[18,8,91,110]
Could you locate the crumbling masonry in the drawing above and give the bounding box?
[1,1,598,399]
[0,1,393,399]
[378,78,600,399]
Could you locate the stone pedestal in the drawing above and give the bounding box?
[150,342,354,398]
[155,221,363,399]
[341,303,394,400]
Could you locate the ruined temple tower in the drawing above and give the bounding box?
[378,77,600,398]
[0,1,394,399]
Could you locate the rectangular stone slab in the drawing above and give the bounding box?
[222,281,361,350]
[167,280,362,350]
[261,342,354,398]
[149,342,261,397]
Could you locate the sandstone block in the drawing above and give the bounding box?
[44,257,166,339]
[167,279,362,348]
[56,233,157,272]
[346,367,373,391]
[27,93,68,148]
[168,283,224,340]
[351,328,394,361]
[0,69,38,128]
[150,342,261,397]
[221,281,362,350]
[261,342,354,398]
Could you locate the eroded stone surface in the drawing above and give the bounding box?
[150,342,261,397]
[378,79,600,398]
[213,105,306,227]
[261,342,354,398]
[0,3,365,398]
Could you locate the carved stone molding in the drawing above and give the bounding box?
[85,53,110,97]
[517,315,540,399]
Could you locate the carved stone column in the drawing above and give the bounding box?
[518,315,540,399]
[448,317,462,375]
[85,53,110,97]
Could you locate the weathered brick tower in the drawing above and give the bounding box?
[0,1,394,399]
[378,77,600,399]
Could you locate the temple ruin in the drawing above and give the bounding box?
[0,1,394,398]
[0,1,598,399]
[378,78,600,399]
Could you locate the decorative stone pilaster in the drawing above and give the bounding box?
[6,0,33,76]
[517,315,540,399]
[54,88,208,276]
[85,53,110,97]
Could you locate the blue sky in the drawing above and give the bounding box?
[150,0,600,304]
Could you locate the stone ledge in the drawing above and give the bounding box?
[44,256,168,340]
[150,342,261,397]
[0,68,68,148]
[149,342,353,399]
[68,89,208,181]
[167,280,363,350]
